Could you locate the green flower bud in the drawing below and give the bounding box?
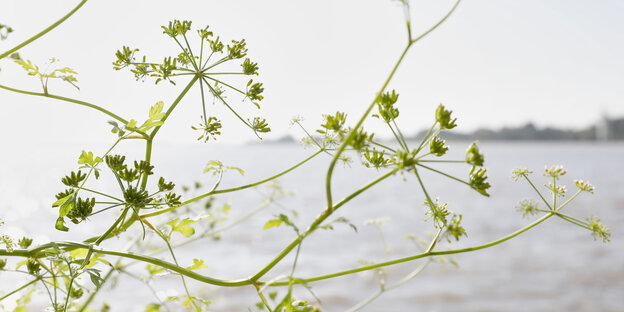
[465,142,484,166]
[429,136,448,157]
[435,104,457,130]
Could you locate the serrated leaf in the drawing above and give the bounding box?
[78,151,102,166]
[166,218,197,238]
[149,101,166,120]
[15,59,38,74]
[126,119,138,129]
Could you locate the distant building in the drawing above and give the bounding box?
[597,115,624,141]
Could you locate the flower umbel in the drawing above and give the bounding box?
[587,215,611,243]
[511,167,533,181]
[515,199,540,218]
[575,180,595,194]
[544,165,567,179]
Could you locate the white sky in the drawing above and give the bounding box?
[1,0,623,146]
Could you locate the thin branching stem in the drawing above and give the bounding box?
[0,0,88,59]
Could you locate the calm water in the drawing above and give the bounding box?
[1,141,623,311]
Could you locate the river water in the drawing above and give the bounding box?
[1,141,623,311]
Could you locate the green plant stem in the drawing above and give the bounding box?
[0,84,127,124]
[2,241,252,286]
[140,149,323,219]
[418,159,465,163]
[204,55,230,71]
[181,34,198,70]
[413,168,445,226]
[254,283,274,312]
[203,72,246,75]
[369,140,397,153]
[416,163,470,186]
[415,123,437,155]
[325,44,411,211]
[426,228,443,253]
[346,259,431,312]
[63,267,75,311]
[272,211,555,286]
[140,139,153,191]
[391,118,409,151]
[198,75,208,123]
[203,77,254,132]
[95,208,129,246]
[409,0,462,44]
[143,219,200,311]
[203,74,247,95]
[81,188,123,202]
[138,75,198,192]
[0,0,87,59]
[553,176,557,209]
[0,278,38,302]
[523,175,553,210]
[38,277,56,310]
[294,121,327,152]
[387,120,408,151]
[149,76,199,139]
[250,168,398,282]
[555,213,591,230]
[324,0,461,208]
[79,207,129,268]
[555,190,582,212]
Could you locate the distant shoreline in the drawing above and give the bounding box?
[261,118,624,144]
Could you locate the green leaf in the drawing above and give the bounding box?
[166,218,197,238]
[15,59,38,75]
[186,259,208,271]
[227,166,245,176]
[52,192,74,208]
[149,101,166,120]
[55,217,69,232]
[126,119,138,129]
[87,269,103,288]
[78,150,103,166]
[263,219,283,230]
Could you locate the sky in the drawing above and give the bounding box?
[1,0,623,146]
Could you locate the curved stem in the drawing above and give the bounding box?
[0,84,127,124]
[347,259,431,312]
[325,44,411,211]
[250,168,398,281]
[140,149,323,219]
[0,0,88,59]
[271,211,554,286]
[416,163,470,186]
[149,75,199,139]
[409,0,462,44]
[0,278,38,302]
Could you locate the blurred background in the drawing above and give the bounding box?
[1,0,623,311]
